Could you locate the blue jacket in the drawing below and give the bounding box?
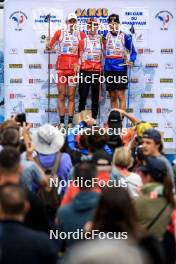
[67,121,112,155]
[103,30,137,72]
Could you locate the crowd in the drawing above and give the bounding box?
[0,109,175,264]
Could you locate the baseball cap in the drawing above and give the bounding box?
[67,13,77,21]
[138,157,167,181]
[108,109,123,129]
[108,13,120,24]
[142,129,162,143]
[136,122,153,137]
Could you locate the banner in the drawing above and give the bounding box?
[4,0,176,153]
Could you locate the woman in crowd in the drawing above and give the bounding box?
[135,157,175,264]
[85,187,165,264]
[112,146,143,197]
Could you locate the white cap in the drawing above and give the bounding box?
[67,13,77,21]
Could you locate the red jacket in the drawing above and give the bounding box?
[80,34,102,72]
[50,30,86,70]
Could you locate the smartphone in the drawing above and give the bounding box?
[15,113,26,126]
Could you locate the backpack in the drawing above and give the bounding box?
[34,152,61,221]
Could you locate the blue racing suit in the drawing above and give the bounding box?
[103,30,137,72]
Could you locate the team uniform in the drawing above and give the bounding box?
[50,29,85,86]
[79,33,103,119]
[103,30,137,91]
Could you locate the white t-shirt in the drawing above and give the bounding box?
[121,172,143,197]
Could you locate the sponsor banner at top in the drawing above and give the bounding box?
[120,8,149,29]
[32,9,63,32]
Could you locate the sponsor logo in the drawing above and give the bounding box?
[29,64,42,69]
[9,93,26,99]
[156,108,173,114]
[126,108,134,113]
[141,93,155,98]
[45,108,57,113]
[48,64,56,69]
[9,48,18,54]
[28,78,44,84]
[31,123,42,128]
[24,49,37,54]
[46,94,59,99]
[9,11,28,31]
[44,50,56,54]
[144,48,154,54]
[160,78,173,83]
[160,93,173,98]
[10,78,23,83]
[163,138,173,142]
[35,15,61,24]
[25,108,39,113]
[161,48,173,54]
[130,78,138,83]
[140,108,152,113]
[40,34,47,43]
[31,93,41,100]
[135,33,144,42]
[155,11,173,30]
[9,64,23,68]
[76,8,108,17]
[145,64,159,68]
[150,123,159,127]
[165,63,173,69]
[137,48,144,54]
[145,77,153,84]
[164,122,173,128]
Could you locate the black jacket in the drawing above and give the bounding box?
[0,220,57,264]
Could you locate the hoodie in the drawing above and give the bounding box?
[57,192,100,249]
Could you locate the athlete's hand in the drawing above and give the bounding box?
[45,43,53,52]
[126,61,134,67]
[73,63,80,74]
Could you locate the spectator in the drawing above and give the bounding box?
[112,147,143,196]
[0,147,49,232]
[0,125,47,191]
[67,117,112,160]
[0,185,57,264]
[142,129,175,186]
[32,123,72,195]
[61,152,112,207]
[56,161,100,250]
[63,239,147,264]
[132,145,146,172]
[135,157,176,263]
[135,157,175,240]
[86,187,165,264]
[106,109,152,151]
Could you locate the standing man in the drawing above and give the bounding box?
[103,14,137,110]
[78,18,103,121]
[47,13,85,128]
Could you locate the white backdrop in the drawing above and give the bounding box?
[4,0,176,153]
